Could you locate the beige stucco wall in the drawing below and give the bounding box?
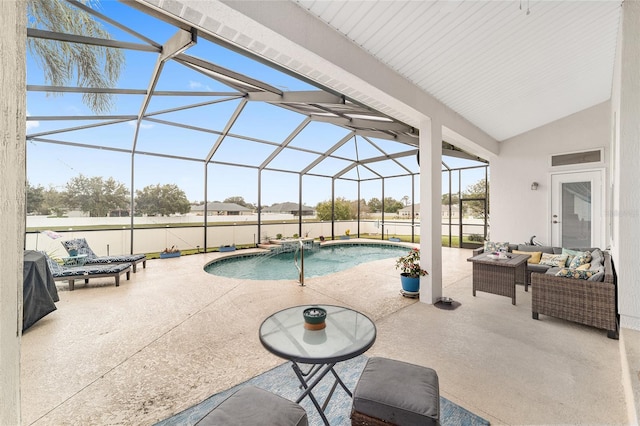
[490,101,610,245]
[0,0,25,424]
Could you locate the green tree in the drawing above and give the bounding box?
[26,181,45,214]
[462,178,489,219]
[65,174,129,217]
[367,197,382,213]
[442,193,460,205]
[27,0,125,113]
[315,197,354,220]
[223,196,256,211]
[352,199,369,218]
[42,186,66,217]
[135,184,191,216]
[383,197,404,213]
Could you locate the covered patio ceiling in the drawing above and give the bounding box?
[292,0,623,142]
[181,0,622,145]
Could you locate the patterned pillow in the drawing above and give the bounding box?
[568,251,592,269]
[62,238,97,259]
[512,250,542,264]
[484,241,509,253]
[540,253,569,267]
[562,248,582,267]
[576,263,591,270]
[555,268,597,280]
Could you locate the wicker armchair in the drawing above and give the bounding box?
[531,252,618,339]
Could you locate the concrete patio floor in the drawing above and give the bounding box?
[21,242,636,425]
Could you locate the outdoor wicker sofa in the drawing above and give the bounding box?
[475,242,618,339]
[532,251,618,339]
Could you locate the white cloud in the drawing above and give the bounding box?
[189,80,213,91]
[127,121,153,129]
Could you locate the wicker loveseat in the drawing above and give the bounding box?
[474,243,618,339]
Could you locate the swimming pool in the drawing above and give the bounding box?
[204,243,412,280]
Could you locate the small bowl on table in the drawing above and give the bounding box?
[303,307,327,330]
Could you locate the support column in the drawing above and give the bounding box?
[617,0,640,332]
[419,118,443,304]
[0,0,26,424]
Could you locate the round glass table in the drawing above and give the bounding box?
[259,304,376,425]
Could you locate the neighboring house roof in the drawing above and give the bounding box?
[191,202,252,212]
[399,204,419,213]
[264,202,314,213]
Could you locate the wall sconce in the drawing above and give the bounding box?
[531,182,539,190]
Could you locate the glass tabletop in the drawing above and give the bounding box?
[259,304,376,364]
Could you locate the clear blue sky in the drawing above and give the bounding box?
[26,1,487,207]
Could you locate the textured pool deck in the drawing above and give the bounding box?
[20,242,635,425]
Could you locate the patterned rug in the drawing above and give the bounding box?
[156,355,490,425]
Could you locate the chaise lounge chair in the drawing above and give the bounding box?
[61,238,147,272]
[41,251,132,291]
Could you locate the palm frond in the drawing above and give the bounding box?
[27,0,125,114]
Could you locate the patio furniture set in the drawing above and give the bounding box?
[41,238,147,291]
[469,242,618,339]
[197,304,441,426]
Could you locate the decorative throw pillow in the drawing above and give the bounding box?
[484,241,509,253]
[562,248,582,267]
[568,251,592,269]
[576,263,591,270]
[540,253,569,267]
[512,250,542,264]
[562,247,582,267]
[589,249,604,269]
[555,268,596,280]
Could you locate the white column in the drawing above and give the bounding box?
[0,0,25,424]
[617,0,640,331]
[419,118,443,304]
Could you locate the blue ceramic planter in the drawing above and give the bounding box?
[400,274,420,292]
[160,251,181,259]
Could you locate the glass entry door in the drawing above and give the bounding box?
[551,170,603,248]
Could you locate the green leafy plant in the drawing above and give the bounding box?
[395,248,428,278]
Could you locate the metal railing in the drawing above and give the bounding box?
[294,240,305,286]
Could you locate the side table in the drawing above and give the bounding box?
[467,252,530,305]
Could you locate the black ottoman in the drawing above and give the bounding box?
[351,357,440,425]
[196,386,308,426]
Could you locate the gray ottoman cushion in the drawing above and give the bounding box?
[196,386,308,426]
[352,357,439,425]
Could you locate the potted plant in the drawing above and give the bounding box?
[395,248,428,293]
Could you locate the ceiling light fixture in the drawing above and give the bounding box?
[520,0,531,15]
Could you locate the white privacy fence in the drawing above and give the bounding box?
[25,215,486,255]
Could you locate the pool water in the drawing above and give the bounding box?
[204,243,412,280]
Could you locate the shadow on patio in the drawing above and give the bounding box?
[20,245,628,425]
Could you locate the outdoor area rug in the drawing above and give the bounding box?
[156,355,489,425]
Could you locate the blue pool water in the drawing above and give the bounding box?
[204,243,412,280]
